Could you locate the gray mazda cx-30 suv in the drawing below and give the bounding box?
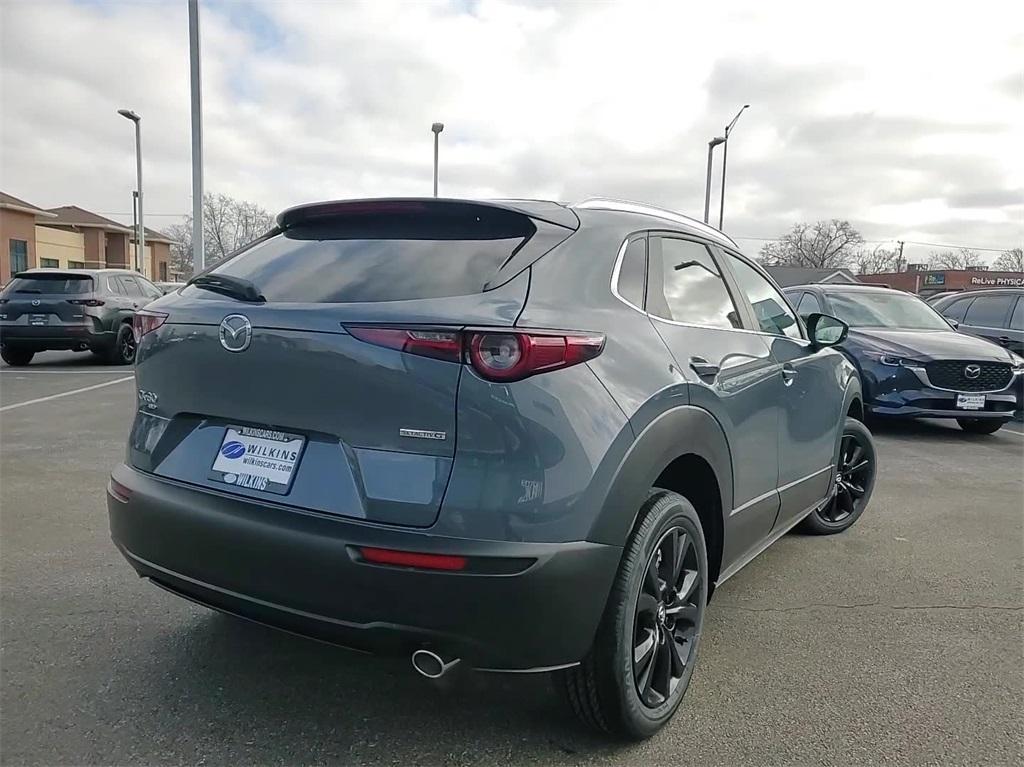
[108,197,876,739]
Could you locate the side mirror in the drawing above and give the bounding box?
[947,319,960,330]
[806,312,849,348]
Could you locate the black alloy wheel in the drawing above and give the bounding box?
[632,526,701,707]
[802,416,876,534]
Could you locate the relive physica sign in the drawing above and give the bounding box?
[970,276,1024,287]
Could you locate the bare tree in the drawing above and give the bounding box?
[167,193,275,278]
[758,220,864,269]
[928,248,980,270]
[853,245,900,275]
[993,247,1024,272]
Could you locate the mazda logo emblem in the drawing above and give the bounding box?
[31,299,40,306]
[219,314,252,353]
[964,364,981,380]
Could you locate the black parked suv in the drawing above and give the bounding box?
[0,269,162,366]
[930,288,1024,356]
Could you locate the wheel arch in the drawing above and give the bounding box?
[588,405,733,589]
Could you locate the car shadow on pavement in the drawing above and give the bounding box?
[122,610,632,763]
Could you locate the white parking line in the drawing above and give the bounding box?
[0,369,132,374]
[1003,427,1024,436]
[0,376,134,412]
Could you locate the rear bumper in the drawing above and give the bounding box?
[0,324,114,351]
[107,464,620,671]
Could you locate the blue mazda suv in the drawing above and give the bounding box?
[785,284,1023,434]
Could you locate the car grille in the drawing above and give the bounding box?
[925,360,1013,392]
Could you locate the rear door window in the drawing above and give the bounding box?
[615,238,646,308]
[1010,298,1024,331]
[4,274,93,294]
[963,295,1014,328]
[208,207,535,303]
[118,276,144,298]
[646,237,742,329]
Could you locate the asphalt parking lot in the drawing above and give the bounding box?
[1,351,1022,766]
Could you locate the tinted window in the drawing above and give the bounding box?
[616,238,646,307]
[797,291,822,316]
[828,291,949,330]
[137,276,162,298]
[963,295,1014,328]
[647,238,740,329]
[118,276,144,298]
[107,277,124,295]
[1011,298,1024,331]
[726,254,801,338]
[940,297,973,322]
[3,274,93,294]
[207,208,533,303]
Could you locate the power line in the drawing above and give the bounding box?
[96,212,187,217]
[732,235,1011,252]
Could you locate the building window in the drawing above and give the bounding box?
[40,258,59,268]
[9,239,28,273]
[68,261,86,269]
[159,262,168,281]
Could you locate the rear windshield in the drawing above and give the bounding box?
[204,207,534,303]
[4,274,93,294]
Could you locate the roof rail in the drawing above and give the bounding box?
[573,197,738,249]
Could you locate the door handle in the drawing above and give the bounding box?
[997,336,1011,345]
[689,356,720,379]
[781,363,797,386]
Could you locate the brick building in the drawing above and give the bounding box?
[859,269,1024,296]
[0,191,173,283]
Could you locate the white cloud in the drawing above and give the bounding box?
[1,0,1021,262]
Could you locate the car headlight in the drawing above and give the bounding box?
[865,352,924,370]
[1010,353,1024,375]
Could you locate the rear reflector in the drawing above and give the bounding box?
[133,310,168,342]
[108,478,132,503]
[345,326,605,382]
[359,547,468,571]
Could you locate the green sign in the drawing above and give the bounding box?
[923,273,946,286]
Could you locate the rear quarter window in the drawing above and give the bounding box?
[206,207,536,303]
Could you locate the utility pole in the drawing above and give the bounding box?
[704,136,725,224]
[431,122,444,197]
[189,0,205,273]
[896,240,905,272]
[117,109,143,272]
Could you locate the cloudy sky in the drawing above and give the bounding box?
[1,0,1021,262]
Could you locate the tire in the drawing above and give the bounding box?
[800,417,876,535]
[104,324,137,365]
[956,418,1004,435]
[1,346,34,366]
[556,490,708,740]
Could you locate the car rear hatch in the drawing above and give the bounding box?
[130,199,576,527]
[0,272,97,329]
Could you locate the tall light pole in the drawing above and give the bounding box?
[431,122,444,197]
[718,104,749,231]
[117,109,143,271]
[188,0,205,273]
[704,136,725,224]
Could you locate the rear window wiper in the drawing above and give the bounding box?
[188,274,265,303]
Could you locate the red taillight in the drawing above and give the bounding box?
[345,326,461,362]
[359,547,467,571]
[133,310,168,342]
[345,325,605,382]
[67,298,105,307]
[467,332,605,382]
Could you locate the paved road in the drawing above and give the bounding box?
[1,353,1022,766]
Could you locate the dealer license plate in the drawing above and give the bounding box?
[209,425,306,494]
[956,393,985,410]
[29,314,48,326]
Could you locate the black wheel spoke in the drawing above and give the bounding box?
[666,602,698,627]
[634,627,657,672]
[676,568,699,603]
[847,459,870,475]
[643,556,660,597]
[847,444,864,469]
[653,639,672,699]
[847,482,865,498]
[670,531,687,586]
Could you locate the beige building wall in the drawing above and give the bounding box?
[35,226,85,269]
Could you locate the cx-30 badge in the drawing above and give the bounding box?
[219,314,252,353]
[963,364,981,380]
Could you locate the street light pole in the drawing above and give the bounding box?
[704,136,725,224]
[117,109,143,272]
[718,104,749,231]
[188,0,205,273]
[431,122,444,197]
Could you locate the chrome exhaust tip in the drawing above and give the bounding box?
[411,649,461,679]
